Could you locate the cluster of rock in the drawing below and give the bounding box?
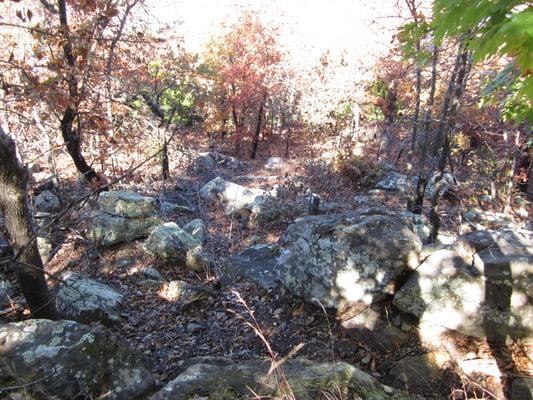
[220,203,532,396]
[224,208,422,315]
[86,191,212,273]
[1,316,407,400]
[375,170,457,198]
[199,176,292,226]
[225,208,532,340]
[198,176,340,227]
[150,357,403,399]
[87,191,162,246]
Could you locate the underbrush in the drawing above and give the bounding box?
[332,154,385,190]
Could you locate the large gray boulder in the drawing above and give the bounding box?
[278,209,422,312]
[393,229,533,340]
[88,212,161,246]
[56,272,123,326]
[98,190,157,218]
[0,319,155,399]
[375,171,412,193]
[150,358,403,400]
[145,222,211,272]
[88,191,162,246]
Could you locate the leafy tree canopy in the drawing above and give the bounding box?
[433,0,533,101]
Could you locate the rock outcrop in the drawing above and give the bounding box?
[145,222,212,272]
[393,229,532,340]
[88,191,161,246]
[278,209,421,313]
[0,319,155,399]
[222,208,422,317]
[150,358,404,400]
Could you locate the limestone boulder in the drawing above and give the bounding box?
[150,358,403,400]
[98,190,157,218]
[0,319,155,399]
[393,229,533,339]
[278,208,422,312]
[88,212,161,246]
[56,272,123,326]
[145,222,212,272]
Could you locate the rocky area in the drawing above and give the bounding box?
[0,151,531,400]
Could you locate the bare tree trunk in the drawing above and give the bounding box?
[0,126,57,319]
[505,130,521,213]
[405,0,422,150]
[105,0,139,139]
[58,0,98,183]
[412,45,438,214]
[250,93,267,159]
[429,43,472,242]
[410,44,422,149]
[161,137,169,180]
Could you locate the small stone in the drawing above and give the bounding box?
[479,194,493,204]
[186,323,204,334]
[183,219,206,243]
[264,157,283,170]
[139,267,165,281]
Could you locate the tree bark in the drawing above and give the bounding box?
[412,45,438,214]
[0,126,57,319]
[58,0,98,182]
[250,93,267,159]
[429,43,472,242]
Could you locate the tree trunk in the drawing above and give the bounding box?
[504,131,521,213]
[410,41,422,149]
[429,43,472,242]
[0,126,57,319]
[161,137,169,180]
[58,0,98,182]
[412,45,438,214]
[60,108,98,182]
[250,93,267,159]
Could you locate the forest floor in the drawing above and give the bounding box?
[1,128,532,399]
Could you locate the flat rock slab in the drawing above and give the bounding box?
[88,212,161,246]
[98,190,157,218]
[150,358,404,400]
[222,244,284,289]
[0,319,155,399]
[56,271,123,326]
